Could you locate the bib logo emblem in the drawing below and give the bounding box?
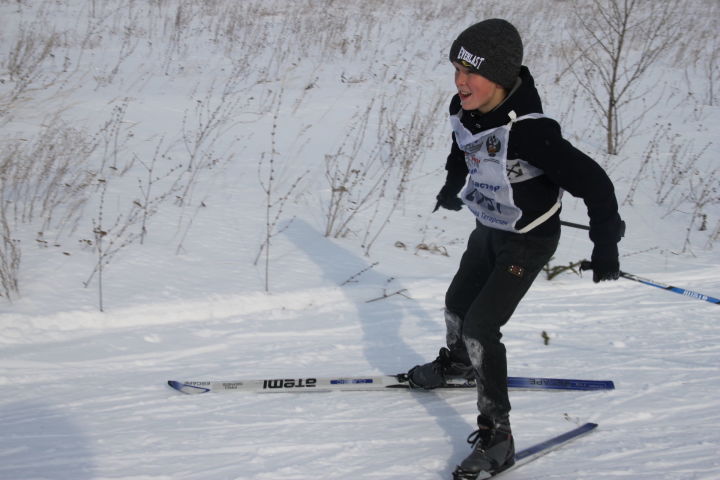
[486,135,501,157]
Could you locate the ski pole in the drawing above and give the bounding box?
[560,220,590,231]
[616,270,719,305]
[579,260,719,305]
[562,220,720,305]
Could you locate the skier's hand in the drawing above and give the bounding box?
[433,185,464,212]
[584,243,620,283]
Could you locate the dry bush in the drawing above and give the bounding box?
[0,120,99,300]
[566,0,684,155]
[321,87,445,254]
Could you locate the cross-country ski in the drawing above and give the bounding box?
[453,423,598,479]
[168,374,614,394]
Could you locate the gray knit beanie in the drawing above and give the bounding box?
[449,19,523,89]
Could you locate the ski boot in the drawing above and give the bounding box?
[453,415,515,479]
[406,347,473,389]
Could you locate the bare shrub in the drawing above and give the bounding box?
[172,62,252,254]
[667,166,720,254]
[321,88,444,255]
[566,0,683,154]
[0,122,99,237]
[0,122,97,300]
[4,22,59,104]
[323,98,383,239]
[178,60,249,198]
[705,37,720,106]
[623,120,716,250]
[0,99,138,303]
[360,91,446,255]
[135,137,185,245]
[83,179,141,312]
[254,88,309,292]
[639,125,712,208]
[0,208,21,300]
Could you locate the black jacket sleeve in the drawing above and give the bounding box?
[441,95,470,195]
[514,119,624,245]
[443,132,469,195]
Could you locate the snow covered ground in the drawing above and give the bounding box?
[1,1,719,479]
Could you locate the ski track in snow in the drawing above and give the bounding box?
[2,210,720,480]
[2,251,719,479]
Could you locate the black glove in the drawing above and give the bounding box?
[588,242,620,283]
[433,184,464,212]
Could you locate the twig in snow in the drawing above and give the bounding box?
[340,262,379,286]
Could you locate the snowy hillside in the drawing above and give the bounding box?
[1,0,719,479]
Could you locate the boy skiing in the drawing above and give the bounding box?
[406,19,624,479]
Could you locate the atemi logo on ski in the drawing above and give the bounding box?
[262,378,318,389]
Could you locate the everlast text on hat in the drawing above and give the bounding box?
[457,46,485,70]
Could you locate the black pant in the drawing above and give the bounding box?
[445,223,560,420]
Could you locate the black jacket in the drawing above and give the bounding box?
[444,66,623,244]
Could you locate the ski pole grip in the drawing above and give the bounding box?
[580,260,593,271]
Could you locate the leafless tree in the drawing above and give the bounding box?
[567,0,683,154]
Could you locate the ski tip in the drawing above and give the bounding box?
[168,380,211,395]
[167,380,183,390]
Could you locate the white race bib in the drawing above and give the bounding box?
[450,111,560,233]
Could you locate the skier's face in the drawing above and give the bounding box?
[453,62,506,113]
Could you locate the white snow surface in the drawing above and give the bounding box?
[1,1,719,479]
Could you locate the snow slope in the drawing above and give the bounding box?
[1,1,719,479]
